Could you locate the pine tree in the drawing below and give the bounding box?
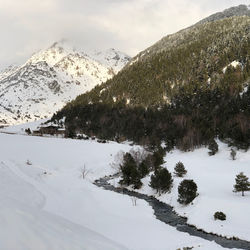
[233,172,250,196]
[230,148,236,160]
[152,147,165,170]
[208,139,218,156]
[178,179,198,205]
[119,153,142,189]
[149,167,173,195]
[138,160,150,178]
[174,161,187,177]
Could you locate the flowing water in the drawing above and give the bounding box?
[94,175,250,250]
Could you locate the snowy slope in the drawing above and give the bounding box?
[0,132,228,250]
[1,198,128,250]
[0,41,130,126]
[90,48,130,73]
[0,164,128,250]
[0,65,18,80]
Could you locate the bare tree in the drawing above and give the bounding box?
[129,148,148,166]
[131,197,138,206]
[110,148,150,174]
[110,150,125,172]
[81,164,90,179]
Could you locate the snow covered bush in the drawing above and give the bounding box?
[174,161,187,177]
[149,167,173,195]
[214,211,226,221]
[178,179,198,205]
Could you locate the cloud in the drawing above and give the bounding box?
[0,0,249,68]
[90,0,207,55]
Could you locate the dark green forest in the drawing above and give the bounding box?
[52,84,250,150]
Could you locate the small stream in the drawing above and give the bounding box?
[94,175,250,250]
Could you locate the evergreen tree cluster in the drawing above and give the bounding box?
[52,84,250,151]
[123,155,198,205]
[149,165,197,205]
[119,148,165,189]
[119,153,143,189]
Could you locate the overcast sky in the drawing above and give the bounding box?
[0,0,249,69]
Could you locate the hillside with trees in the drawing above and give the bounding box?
[51,16,250,150]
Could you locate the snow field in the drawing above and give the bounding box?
[0,133,229,250]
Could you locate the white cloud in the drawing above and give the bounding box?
[90,0,208,55]
[0,0,249,68]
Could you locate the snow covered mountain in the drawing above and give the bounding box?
[0,42,130,125]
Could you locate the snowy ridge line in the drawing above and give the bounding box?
[0,41,130,126]
[94,174,250,249]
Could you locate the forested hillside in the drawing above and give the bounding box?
[52,16,250,150]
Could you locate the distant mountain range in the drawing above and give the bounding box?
[0,41,130,125]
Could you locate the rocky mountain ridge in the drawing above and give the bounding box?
[0,42,130,125]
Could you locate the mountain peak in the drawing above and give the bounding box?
[0,42,130,125]
[49,40,77,53]
[27,41,130,73]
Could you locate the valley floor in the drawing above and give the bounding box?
[0,133,232,250]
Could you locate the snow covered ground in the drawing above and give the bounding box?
[113,141,250,242]
[0,118,49,134]
[0,133,229,250]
